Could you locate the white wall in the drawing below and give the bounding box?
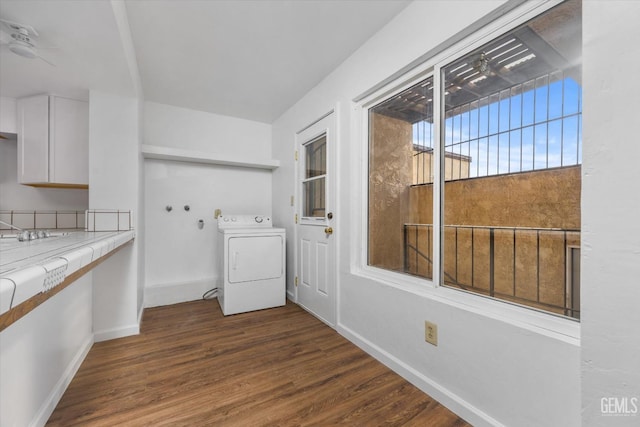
[272,1,585,426]
[89,90,140,341]
[0,96,17,134]
[143,102,273,306]
[582,1,640,425]
[0,274,93,427]
[144,101,272,158]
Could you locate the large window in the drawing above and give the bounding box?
[368,0,582,319]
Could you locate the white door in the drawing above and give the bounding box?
[296,112,336,326]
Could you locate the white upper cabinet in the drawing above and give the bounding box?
[17,95,89,188]
[49,97,89,186]
[17,95,49,184]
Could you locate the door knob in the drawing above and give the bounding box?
[324,227,333,235]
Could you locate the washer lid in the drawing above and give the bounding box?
[217,214,272,230]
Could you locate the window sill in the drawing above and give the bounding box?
[352,265,580,345]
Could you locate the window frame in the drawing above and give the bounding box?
[299,128,331,227]
[354,0,579,342]
[301,133,328,221]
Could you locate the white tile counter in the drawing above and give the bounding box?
[0,230,135,317]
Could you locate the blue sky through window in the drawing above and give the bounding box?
[413,75,582,181]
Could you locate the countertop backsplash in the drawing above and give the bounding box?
[0,210,86,231]
[0,209,134,232]
[86,210,133,232]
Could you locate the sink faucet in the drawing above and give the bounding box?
[0,220,47,241]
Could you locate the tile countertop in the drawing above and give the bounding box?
[0,230,135,316]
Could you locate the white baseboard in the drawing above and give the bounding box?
[31,335,94,427]
[337,323,503,427]
[286,289,295,301]
[94,323,140,343]
[144,278,218,308]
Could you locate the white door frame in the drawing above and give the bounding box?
[293,105,339,328]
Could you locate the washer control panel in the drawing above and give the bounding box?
[217,214,272,229]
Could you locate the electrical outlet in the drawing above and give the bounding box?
[425,321,438,346]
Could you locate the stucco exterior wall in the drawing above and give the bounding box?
[413,150,470,184]
[368,112,413,271]
[410,165,581,228]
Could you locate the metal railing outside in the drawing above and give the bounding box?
[412,70,582,185]
[404,223,581,319]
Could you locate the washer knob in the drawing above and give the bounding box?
[255,216,263,223]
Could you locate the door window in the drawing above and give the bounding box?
[302,135,327,218]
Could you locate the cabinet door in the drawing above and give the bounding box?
[17,95,49,184]
[49,97,89,185]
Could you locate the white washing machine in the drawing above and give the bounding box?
[217,214,286,315]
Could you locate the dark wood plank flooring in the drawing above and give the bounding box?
[47,300,470,426]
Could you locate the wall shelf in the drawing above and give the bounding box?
[141,144,279,170]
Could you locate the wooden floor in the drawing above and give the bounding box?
[47,300,470,426]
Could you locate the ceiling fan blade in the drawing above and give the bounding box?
[0,18,38,37]
[36,54,55,67]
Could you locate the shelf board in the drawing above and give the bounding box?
[141,144,279,170]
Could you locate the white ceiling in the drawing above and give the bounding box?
[0,0,135,101]
[0,0,410,124]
